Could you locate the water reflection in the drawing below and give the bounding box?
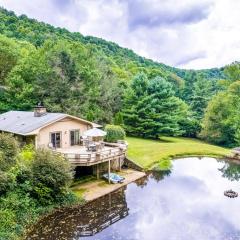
[27,188,129,239]
[150,169,171,182]
[219,160,240,181]
[27,157,240,240]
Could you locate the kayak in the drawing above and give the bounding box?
[103,173,125,184]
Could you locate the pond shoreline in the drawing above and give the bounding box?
[143,154,228,170]
[126,136,229,169]
[25,157,240,240]
[24,155,238,239]
[23,169,145,239]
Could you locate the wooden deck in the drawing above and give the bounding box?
[56,143,127,166]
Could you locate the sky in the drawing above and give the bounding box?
[0,0,239,69]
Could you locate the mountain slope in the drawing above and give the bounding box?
[0,7,225,81]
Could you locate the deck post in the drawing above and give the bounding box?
[96,164,100,179]
[119,157,121,172]
[108,159,111,184]
[34,135,38,149]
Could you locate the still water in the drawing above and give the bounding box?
[27,157,240,240]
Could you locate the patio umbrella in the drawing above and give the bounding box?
[83,128,107,137]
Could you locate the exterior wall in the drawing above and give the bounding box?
[37,117,91,148]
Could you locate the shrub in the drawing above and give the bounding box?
[30,149,73,205]
[0,191,40,240]
[0,133,19,171]
[104,125,125,143]
[18,144,35,164]
[0,171,15,195]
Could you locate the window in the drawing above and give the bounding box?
[50,132,61,148]
[70,130,80,146]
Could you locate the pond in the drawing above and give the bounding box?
[27,157,240,240]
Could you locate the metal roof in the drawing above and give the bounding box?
[0,111,68,135]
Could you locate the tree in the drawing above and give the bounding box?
[114,112,124,126]
[122,73,148,136]
[166,73,184,97]
[200,63,240,146]
[180,71,198,103]
[190,78,212,120]
[3,38,123,123]
[224,62,240,83]
[0,35,19,84]
[201,81,240,146]
[123,74,188,138]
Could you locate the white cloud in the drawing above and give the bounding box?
[0,0,239,69]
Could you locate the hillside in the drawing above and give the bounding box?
[0,7,228,131]
[0,7,225,81]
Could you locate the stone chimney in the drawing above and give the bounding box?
[34,102,47,117]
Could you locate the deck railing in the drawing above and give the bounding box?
[62,146,126,166]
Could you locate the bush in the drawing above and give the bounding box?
[0,171,15,195]
[19,144,35,164]
[0,191,40,240]
[104,125,125,143]
[0,133,19,171]
[30,149,73,205]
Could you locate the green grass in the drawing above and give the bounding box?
[71,175,96,187]
[127,136,230,169]
[72,188,87,198]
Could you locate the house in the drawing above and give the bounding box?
[0,105,127,180]
[0,105,100,148]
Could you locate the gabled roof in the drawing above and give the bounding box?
[0,111,100,135]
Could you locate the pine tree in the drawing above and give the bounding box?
[114,112,124,126]
[123,74,187,138]
[190,78,212,120]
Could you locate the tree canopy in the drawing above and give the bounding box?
[201,63,240,146]
[1,7,238,145]
[123,74,188,138]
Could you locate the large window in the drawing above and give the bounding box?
[70,129,80,146]
[50,132,61,148]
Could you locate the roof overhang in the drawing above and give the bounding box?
[26,114,101,135]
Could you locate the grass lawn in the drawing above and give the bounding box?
[126,136,230,169]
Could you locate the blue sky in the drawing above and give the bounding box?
[0,0,239,69]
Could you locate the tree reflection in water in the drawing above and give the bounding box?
[134,169,171,188]
[219,161,240,181]
[150,170,171,182]
[27,187,128,239]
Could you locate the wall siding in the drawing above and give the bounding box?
[37,117,91,148]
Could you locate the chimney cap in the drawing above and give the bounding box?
[34,102,47,117]
[36,101,44,108]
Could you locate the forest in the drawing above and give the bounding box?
[0,7,240,147]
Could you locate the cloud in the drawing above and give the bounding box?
[126,0,213,30]
[0,0,88,31]
[175,51,207,66]
[0,0,239,69]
